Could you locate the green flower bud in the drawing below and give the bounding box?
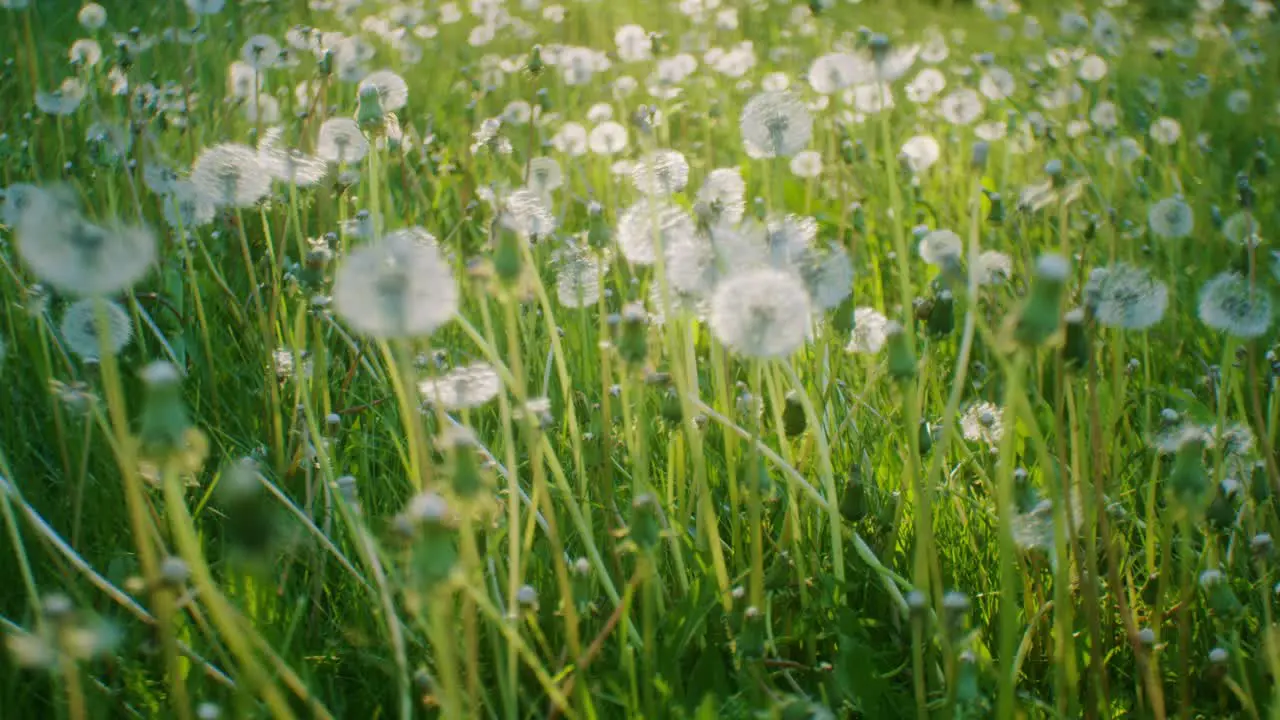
[782,390,807,437]
[137,362,191,461]
[1062,308,1090,369]
[885,321,916,381]
[630,493,661,551]
[617,302,648,368]
[492,223,523,286]
[356,86,385,130]
[1013,254,1069,347]
[1167,435,1210,521]
[840,462,868,523]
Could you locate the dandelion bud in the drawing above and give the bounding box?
[1013,253,1069,347]
[355,86,385,130]
[1137,627,1156,647]
[492,223,524,287]
[616,302,648,368]
[906,590,927,617]
[1062,308,1090,368]
[918,420,935,455]
[942,591,970,639]
[781,390,807,437]
[850,202,866,233]
[971,141,990,171]
[586,205,611,249]
[986,191,1006,225]
[630,493,661,551]
[839,461,869,523]
[1250,462,1271,504]
[1255,151,1270,179]
[526,45,544,77]
[1252,533,1273,561]
[159,556,190,587]
[217,459,278,558]
[137,362,193,462]
[516,584,538,611]
[885,321,916,381]
[42,593,75,624]
[927,289,955,338]
[1167,434,1210,521]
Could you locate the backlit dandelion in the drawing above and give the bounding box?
[1148,196,1194,239]
[1197,272,1272,338]
[694,168,746,226]
[60,298,132,361]
[526,157,563,196]
[789,151,823,178]
[961,401,1003,448]
[332,230,458,339]
[631,150,690,195]
[419,363,502,409]
[15,192,156,296]
[918,229,962,268]
[1223,212,1263,248]
[499,189,557,240]
[190,143,271,208]
[588,121,629,154]
[358,69,409,112]
[554,245,605,308]
[709,267,811,359]
[740,91,813,159]
[1084,263,1168,330]
[940,88,984,125]
[1149,117,1182,145]
[35,78,86,116]
[808,53,860,94]
[976,250,1012,285]
[616,198,697,266]
[901,135,941,173]
[847,307,889,353]
[240,34,281,71]
[317,118,370,164]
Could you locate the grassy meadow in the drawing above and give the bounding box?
[1,0,1280,717]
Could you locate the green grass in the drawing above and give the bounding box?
[1,0,1279,717]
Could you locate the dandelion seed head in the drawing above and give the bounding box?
[317,118,370,164]
[740,91,813,159]
[1148,196,1194,239]
[60,299,132,361]
[1085,263,1168,330]
[708,267,811,359]
[332,230,458,339]
[190,143,271,208]
[694,168,747,225]
[918,229,962,268]
[961,401,1003,448]
[16,192,156,296]
[358,69,409,112]
[419,363,502,410]
[1198,271,1272,338]
[631,149,690,196]
[616,198,697,266]
[847,307,889,354]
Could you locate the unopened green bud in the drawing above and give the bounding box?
[1013,254,1069,347]
[630,493,661,551]
[617,302,648,368]
[138,362,191,461]
[1167,435,1210,521]
[356,86,385,129]
[492,223,523,285]
[782,391,806,437]
[885,321,916,381]
[1062,308,1090,369]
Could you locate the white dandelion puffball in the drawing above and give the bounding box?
[940,88,984,125]
[16,191,157,297]
[60,298,133,361]
[1084,263,1168,331]
[1148,196,1194,240]
[358,69,409,112]
[709,267,812,359]
[918,229,963,267]
[961,401,1004,448]
[332,231,458,339]
[588,121,629,155]
[695,168,747,225]
[740,91,813,159]
[789,151,823,178]
[418,363,502,410]
[1197,272,1273,339]
[847,307,889,354]
[317,118,370,164]
[190,143,271,209]
[616,198,697,266]
[631,149,690,196]
[901,135,941,173]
